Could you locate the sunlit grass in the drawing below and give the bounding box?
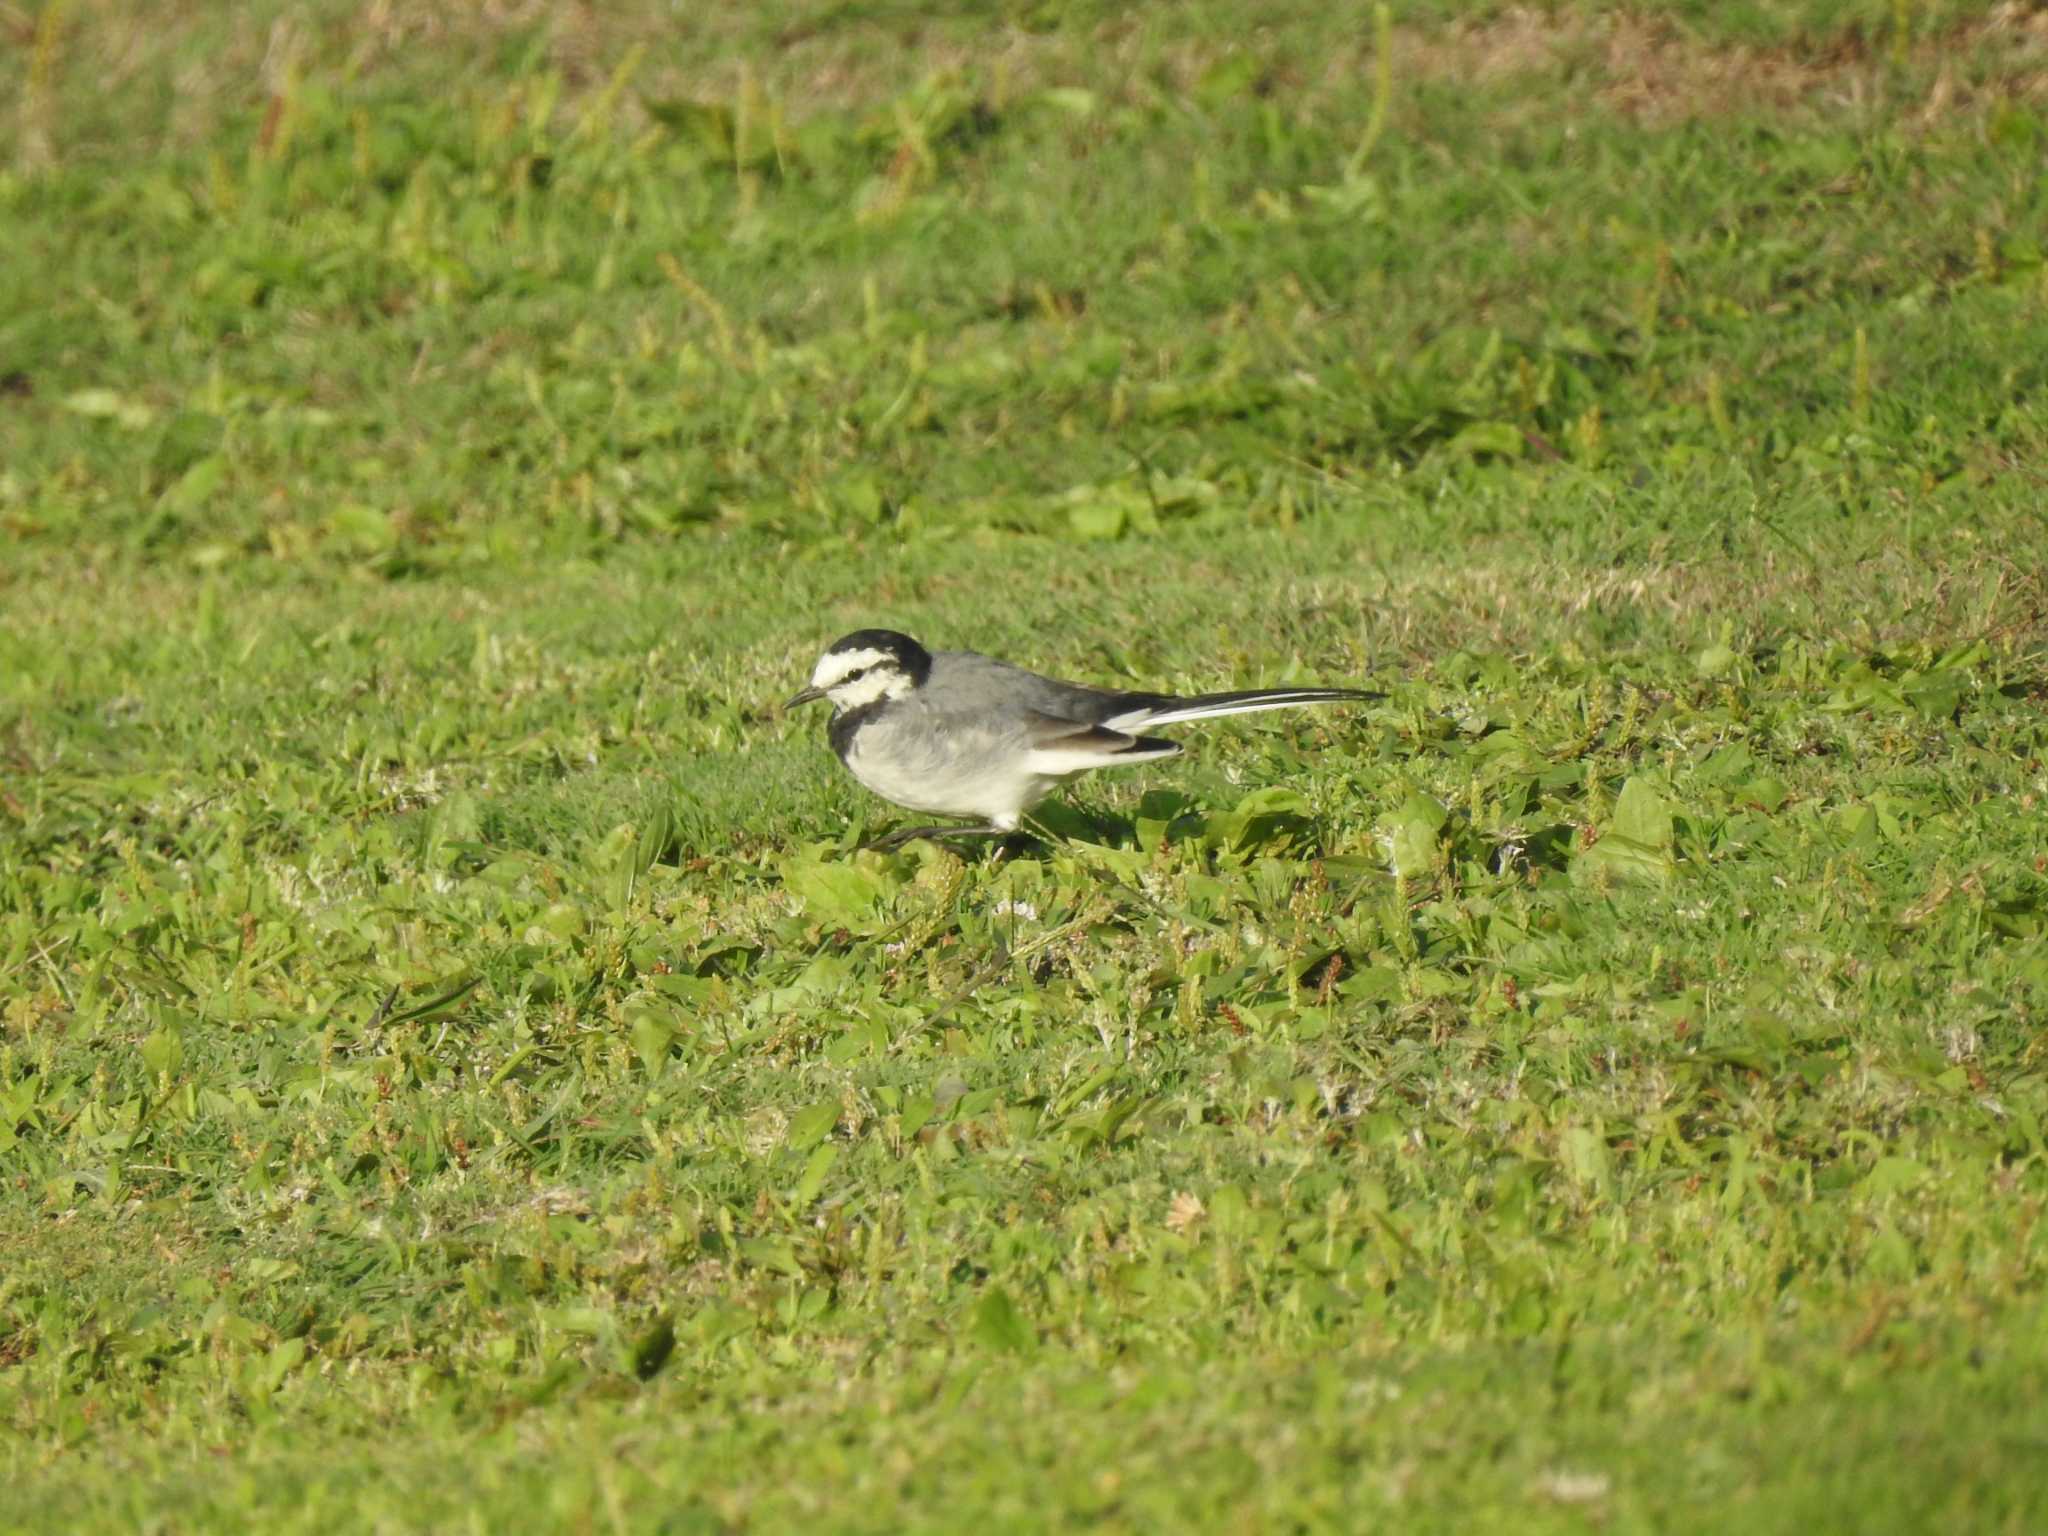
[4,2,2048,1530]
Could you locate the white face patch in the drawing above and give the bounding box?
[811,647,913,710]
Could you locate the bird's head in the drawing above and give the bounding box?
[784,629,932,713]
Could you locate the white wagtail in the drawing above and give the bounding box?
[784,629,1377,845]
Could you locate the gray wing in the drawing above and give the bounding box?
[922,649,1372,733]
[925,650,1168,727]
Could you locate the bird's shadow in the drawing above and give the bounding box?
[856,790,1317,860]
[1027,798,1144,848]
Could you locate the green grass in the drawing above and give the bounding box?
[5,1,2048,1530]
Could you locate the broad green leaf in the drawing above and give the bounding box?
[1862,1157,1927,1197]
[793,1143,838,1206]
[326,501,396,554]
[628,1009,675,1073]
[1695,642,1740,677]
[785,1100,842,1151]
[63,387,154,426]
[1065,499,1127,541]
[1379,793,1446,878]
[970,1287,1034,1354]
[1609,776,1675,850]
[140,1027,184,1079]
[1036,87,1098,117]
[1233,786,1312,818]
[780,853,902,928]
[1573,833,1672,885]
[1447,420,1525,459]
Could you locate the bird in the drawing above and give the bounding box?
[783,629,1377,846]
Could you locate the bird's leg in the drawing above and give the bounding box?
[860,823,1013,853]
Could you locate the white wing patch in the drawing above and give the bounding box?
[1023,739,1181,778]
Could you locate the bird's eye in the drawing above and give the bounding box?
[844,667,867,682]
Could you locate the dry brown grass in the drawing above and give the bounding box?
[1395,2,2048,125]
[10,1,2048,167]
[1289,526,2048,666]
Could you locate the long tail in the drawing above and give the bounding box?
[1103,686,1378,732]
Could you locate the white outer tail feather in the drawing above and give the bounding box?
[1103,690,1365,732]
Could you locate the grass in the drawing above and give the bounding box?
[4,0,2048,1529]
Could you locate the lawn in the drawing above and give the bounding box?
[4,1,2048,1530]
